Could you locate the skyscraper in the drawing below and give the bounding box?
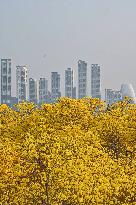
[29,78,38,104]
[16,66,28,103]
[39,78,49,104]
[78,60,87,99]
[51,72,61,103]
[91,64,101,99]
[72,87,76,99]
[1,59,11,105]
[65,68,73,98]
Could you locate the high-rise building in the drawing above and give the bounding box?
[51,72,61,103]
[29,78,37,104]
[121,83,136,103]
[1,59,11,105]
[16,66,28,103]
[47,91,52,104]
[91,64,101,99]
[65,68,73,98]
[39,78,49,104]
[78,60,87,99]
[105,89,122,105]
[72,87,76,99]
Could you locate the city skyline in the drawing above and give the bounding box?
[0,0,136,98]
[1,57,136,105]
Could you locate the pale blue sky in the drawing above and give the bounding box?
[0,0,136,98]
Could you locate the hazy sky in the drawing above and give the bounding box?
[0,0,136,98]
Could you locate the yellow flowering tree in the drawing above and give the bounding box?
[0,98,135,204]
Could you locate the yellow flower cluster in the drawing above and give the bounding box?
[0,98,135,204]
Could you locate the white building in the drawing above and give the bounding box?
[78,60,87,99]
[121,83,136,103]
[91,64,101,99]
[16,66,28,103]
[29,78,38,104]
[1,59,11,105]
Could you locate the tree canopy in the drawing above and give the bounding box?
[0,98,136,204]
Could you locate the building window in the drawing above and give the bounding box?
[8,77,11,83]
